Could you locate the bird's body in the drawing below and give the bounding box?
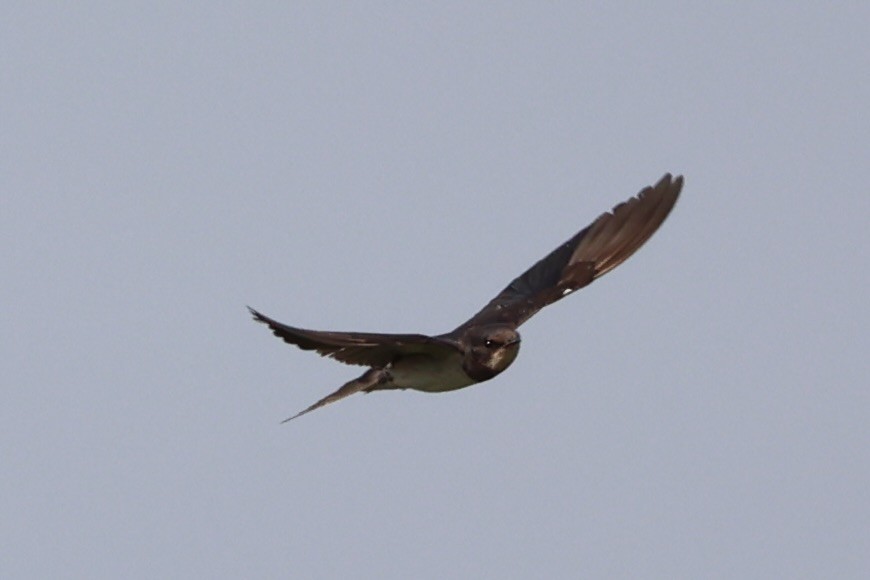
[250,173,682,421]
[388,350,476,392]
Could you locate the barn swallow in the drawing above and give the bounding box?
[250,173,682,421]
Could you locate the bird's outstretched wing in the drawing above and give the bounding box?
[248,307,459,367]
[455,173,682,331]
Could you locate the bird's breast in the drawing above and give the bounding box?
[388,352,477,393]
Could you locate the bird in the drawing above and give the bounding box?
[250,173,682,422]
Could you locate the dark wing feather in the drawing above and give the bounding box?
[456,173,682,330]
[248,307,458,367]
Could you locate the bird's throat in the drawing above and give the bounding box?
[463,343,520,383]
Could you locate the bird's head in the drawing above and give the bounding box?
[461,325,521,382]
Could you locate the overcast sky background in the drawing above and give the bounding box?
[3,3,868,579]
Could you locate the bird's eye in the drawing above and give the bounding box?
[484,339,497,348]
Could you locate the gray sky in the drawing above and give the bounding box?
[3,3,868,579]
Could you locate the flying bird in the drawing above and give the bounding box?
[250,173,682,421]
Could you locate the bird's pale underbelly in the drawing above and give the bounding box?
[387,352,476,393]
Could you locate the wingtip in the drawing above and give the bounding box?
[645,173,684,205]
[657,172,684,192]
[247,305,267,323]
